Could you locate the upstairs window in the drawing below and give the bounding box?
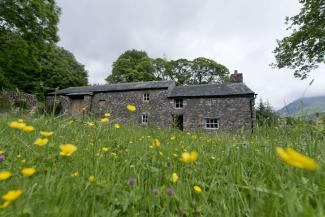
[141,113,148,124]
[143,93,150,102]
[205,118,219,129]
[175,98,183,108]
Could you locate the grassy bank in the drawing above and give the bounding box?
[0,114,324,216]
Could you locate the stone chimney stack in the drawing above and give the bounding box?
[230,70,243,83]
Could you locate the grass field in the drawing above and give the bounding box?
[0,114,325,217]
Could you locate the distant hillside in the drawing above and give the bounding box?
[277,96,325,118]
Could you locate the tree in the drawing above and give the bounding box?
[0,33,88,94]
[38,45,88,91]
[0,0,61,44]
[108,50,230,85]
[106,50,156,83]
[152,58,172,80]
[256,100,279,126]
[0,0,88,97]
[191,57,229,84]
[273,0,325,79]
[169,59,193,85]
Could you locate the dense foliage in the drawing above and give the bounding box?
[273,0,325,79]
[106,50,156,83]
[107,49,230,85]
[0,0,88,96]
[256,100,280,126]
[0,114,324,216]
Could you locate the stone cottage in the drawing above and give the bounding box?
[46,72,256,132]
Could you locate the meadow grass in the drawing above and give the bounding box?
[0,114,324,217]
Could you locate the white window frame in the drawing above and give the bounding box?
[204,118,219,129]
[141,113,149,124]
[174,98,183,109]
[143,93,150,102]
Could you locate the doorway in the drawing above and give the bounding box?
[172,114,183,131]
[70,96,85,116]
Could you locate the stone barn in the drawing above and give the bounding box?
[46,72,256,132]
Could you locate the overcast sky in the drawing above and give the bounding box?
[56,0,325,109]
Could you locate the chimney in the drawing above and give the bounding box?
[230,70,243,83]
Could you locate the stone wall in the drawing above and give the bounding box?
[47,88,255,133]
[90,88,172,128]
[169,96,255,133]
[89,89,254,132]
[0,90,37,109]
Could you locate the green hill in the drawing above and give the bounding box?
[277,95,325,118]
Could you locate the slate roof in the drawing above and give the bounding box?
[49,80,175,95]
[168,83,255,98]
[49,80,255,97]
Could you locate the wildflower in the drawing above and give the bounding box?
[0,201,10,209]
[0,155,5,163]
[193,185,202,193]
[127,104,136,112]
[2,189,23,202]
[86,122,95,127]
[104,113,111,117]
[0,171,12,180]
[101,118,109,123]
[114,123,120,129]
[21,167,36,177]
[170,173,179,183]
[88,176,95,183]
[152,138,160,148]
[128,177,137,185]
[276,147,319,170]
[170,136,176,140]
[180,151,199,163]
[22,125,34,133]
[21,159,26,164]
[166,187,174,197]
[152,187,160,195]
[71,172,79,177]
[40,131,54,137]
[102,147,110,152]
[8,121,26,129]
[34,138,48,146]
[59,144,78,156]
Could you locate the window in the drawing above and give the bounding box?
[141,113,148,124]
[143,93,149,102]
[205,118,219,129]
[175,98,183,108]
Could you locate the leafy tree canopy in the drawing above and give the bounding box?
[256,100,279,126]
[0,0,61,44]
[108,49,230,85]
[106,50,156,83]
[0,0,88,97]
[273,0,325,79]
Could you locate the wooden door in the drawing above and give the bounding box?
[71,98,84,116]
